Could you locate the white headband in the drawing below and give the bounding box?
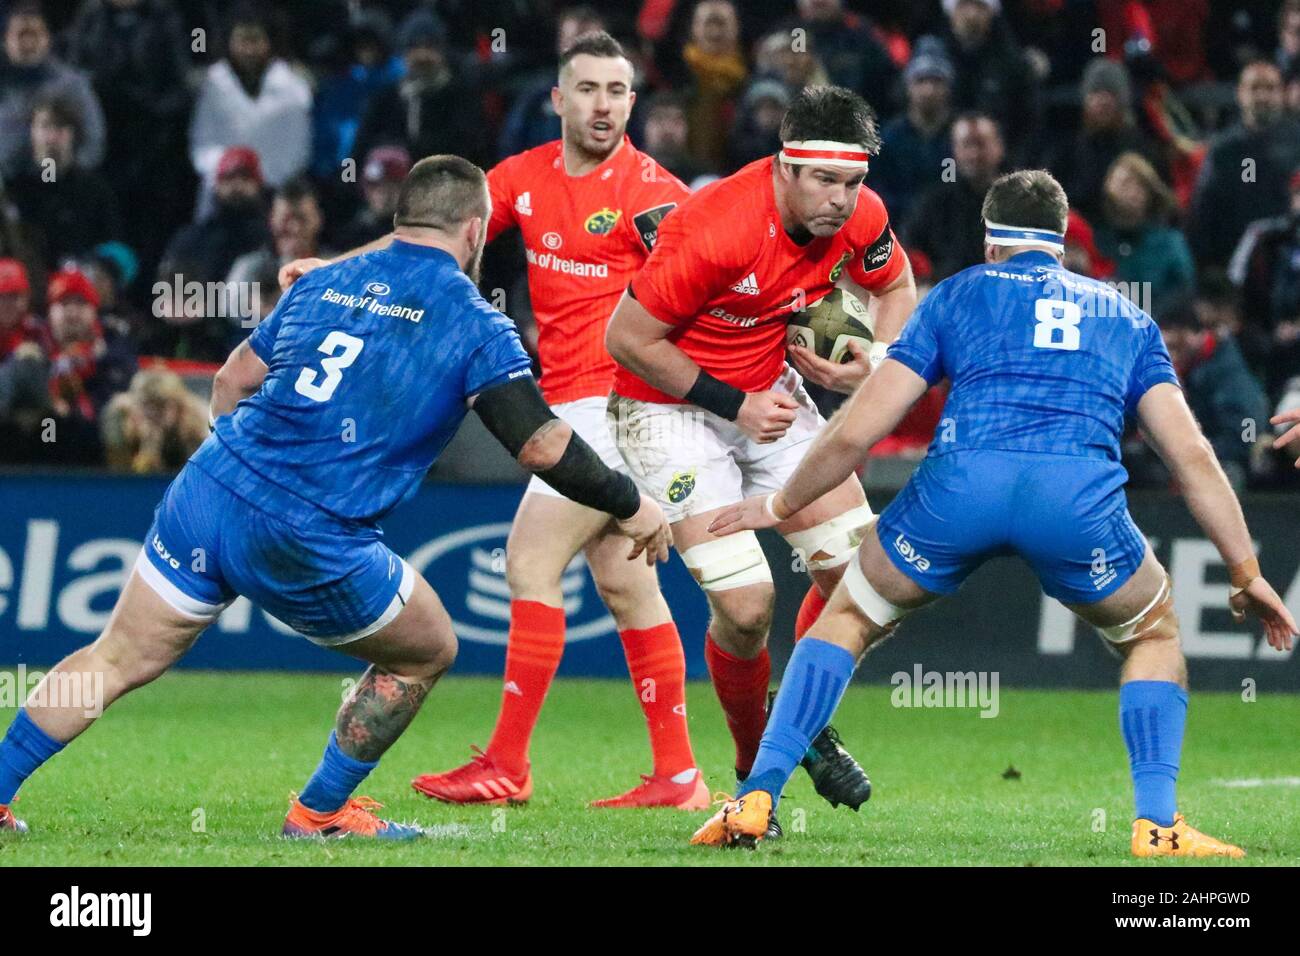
[779,140,870,170]
[984,219,1065,254]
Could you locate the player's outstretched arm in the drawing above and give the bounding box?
[471,375,672,564]
[1272,407,1300,465]
[210,339,268,423]
[277,233,396,290]
[1138,383,1297,649]
[708,358,926,537]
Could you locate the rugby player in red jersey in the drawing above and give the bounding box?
[281,33,705,809]
[605,85,918,832]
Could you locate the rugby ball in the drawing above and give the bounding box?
[787,288,875,364]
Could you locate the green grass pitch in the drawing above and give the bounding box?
[1,670,1297,866]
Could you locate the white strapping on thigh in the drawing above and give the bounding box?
[1096,573,1171,645]
[679,532,772,591]
[783,502,876,571]
[841,555,908,627]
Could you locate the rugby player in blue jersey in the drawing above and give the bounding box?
[692,169,1297,856]
[0,155,672,840]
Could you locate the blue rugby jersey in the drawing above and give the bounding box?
[193,240,532,524]
[887,250,1179,462]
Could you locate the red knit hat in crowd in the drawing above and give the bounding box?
[216,145,264,185]
[0,258,30,296]
[47,267,101,310]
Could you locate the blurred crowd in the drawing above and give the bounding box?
[0,0,1297,488]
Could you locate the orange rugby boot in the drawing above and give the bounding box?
[281,795,424,840]
[689,789,773,848]
[1131,813,1245,859]
[0,804,27,834]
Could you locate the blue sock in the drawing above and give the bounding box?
[1119,680,1187,827]
[0,710,66,805]
[737,638,856,807]
[298,731,378,813]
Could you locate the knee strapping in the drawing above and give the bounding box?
[1096,574,1177,646]
[842,555,909,628]
[680,532,772,591]
[782,503,875,571]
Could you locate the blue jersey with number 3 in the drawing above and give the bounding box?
[887,249,1178,462]
[194,240,532,525]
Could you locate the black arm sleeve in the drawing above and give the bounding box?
[685,369,746,421]
[473,376,641,520]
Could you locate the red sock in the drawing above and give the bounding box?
[486,600,565,774]
[794,584,829,642]
[620,623,696,778]
[704,632,770,776]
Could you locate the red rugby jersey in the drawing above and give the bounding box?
[488,137,689,405]
[617,157,905,404]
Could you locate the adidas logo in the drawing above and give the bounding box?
[515,192,533,217]
[729,272,760,295]
[472,777,523,801]
[503,680,522,696]
[672,703,687,717]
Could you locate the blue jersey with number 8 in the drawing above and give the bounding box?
[887,249,1178,462]
[195,240,532,525]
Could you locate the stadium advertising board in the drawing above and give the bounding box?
[1,476,1296,690]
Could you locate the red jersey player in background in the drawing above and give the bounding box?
[281,33,705,809]
[605,86,918,834]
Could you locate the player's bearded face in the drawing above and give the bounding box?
[557,55,634,161]
[785,164,864,238]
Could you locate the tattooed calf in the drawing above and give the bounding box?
[335,666,435,762]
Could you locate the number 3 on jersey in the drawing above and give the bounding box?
[295,330,364,402]
[1032,298,1081,351]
